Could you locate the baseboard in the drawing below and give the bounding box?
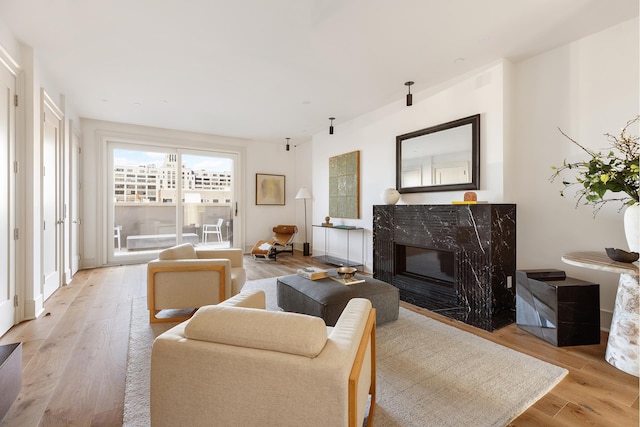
[23,296,44,321]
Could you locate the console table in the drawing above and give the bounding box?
[561,251,639,377]
[312,225,364,269]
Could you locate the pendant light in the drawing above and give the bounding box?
[329,117,335,135]
[285,137,290,151]
[405,81,414,106]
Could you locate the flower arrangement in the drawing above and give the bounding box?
[550,116,639,215]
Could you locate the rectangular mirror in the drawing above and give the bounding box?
[396,114,480,193]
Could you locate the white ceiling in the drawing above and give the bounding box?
[0,0,637,143]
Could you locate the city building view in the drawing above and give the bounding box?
[113,151,234,253]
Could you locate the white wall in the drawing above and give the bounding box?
[311,60,510,273]
[80,119,307,267]
[244,140,308,251]
[309,18,639,330]
[0,16,82,321]
[509,18,639,329]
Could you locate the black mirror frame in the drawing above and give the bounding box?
[396,114,480,194]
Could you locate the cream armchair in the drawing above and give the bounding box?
[147,243,247,323]
[150,289,376,427]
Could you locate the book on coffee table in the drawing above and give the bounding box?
[297,267,328,280]
[330,276,365,286]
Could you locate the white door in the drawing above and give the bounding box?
[0,64,16,336]
[42,96,63,300]
[433,162,470,185]
[70,129,81,276]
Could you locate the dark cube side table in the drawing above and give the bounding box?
[516,270,600,347]
[0,342,21,422]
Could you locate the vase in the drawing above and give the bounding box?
[624,203,639,252]
[381,188,400,205]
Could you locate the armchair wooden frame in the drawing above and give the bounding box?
[349,308,376,427]
[147,264,226,323]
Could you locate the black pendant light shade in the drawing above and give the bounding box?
[329,117,335,135]
[285,137,290,151]
[405,81,414,106]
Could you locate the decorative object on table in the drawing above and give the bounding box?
[330,276,366,286]
[464,191,477,201]
[381,188,401,205]
[624,203,639,252]
[520,269,567,281]
[329,150,360,219]
[605,247,639,263]
[550,117,639,250]
[550,117,639,212]
[296,267,328,280]
[332,265,365,285]
[255,173,285,205]
[295,187,313,256]
[332,266,366,285]
[452,200,487,204]
[336,266,358,279]
[322,215,333,227]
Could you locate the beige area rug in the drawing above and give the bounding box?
[124,278,567,426]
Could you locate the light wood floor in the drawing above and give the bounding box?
[0,251,637,426]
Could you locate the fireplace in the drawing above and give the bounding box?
[373,204,516,331]
[396,245,455,286]
[394,245,458,310]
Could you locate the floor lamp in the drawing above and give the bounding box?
[295,187,313,256]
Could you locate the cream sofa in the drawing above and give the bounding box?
[150,289,376,427]
[147,243,247,323]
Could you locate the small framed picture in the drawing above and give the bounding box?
[256,173,285,205]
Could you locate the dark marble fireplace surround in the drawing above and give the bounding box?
[373,204,516,331]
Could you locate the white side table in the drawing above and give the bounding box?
[562,251,639,377]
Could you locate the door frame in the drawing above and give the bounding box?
[103,138,243,265]
[69,124,81,277]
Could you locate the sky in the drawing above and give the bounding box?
[113,149,233,172]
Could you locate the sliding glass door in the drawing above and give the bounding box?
[181,153,234,247]
[108,143,237,263]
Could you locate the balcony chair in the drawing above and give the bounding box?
[114,225,122,250]
[147,243,246,323]
[251,224,298,260]
[151,289,376,427]
[202,218,224,243]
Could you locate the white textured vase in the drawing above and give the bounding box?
[624,203,640,252]
[381,188,400,205]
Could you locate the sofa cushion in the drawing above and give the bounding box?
[158,243,197,260]
[184,305,327,357]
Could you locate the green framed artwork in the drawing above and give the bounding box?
[329,150,360,218]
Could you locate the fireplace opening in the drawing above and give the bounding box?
[395,245,455,287]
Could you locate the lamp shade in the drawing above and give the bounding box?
[295,187,313,200]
